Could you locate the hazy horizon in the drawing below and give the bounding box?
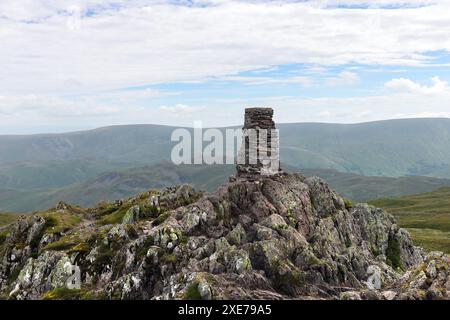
[1,116,450,136]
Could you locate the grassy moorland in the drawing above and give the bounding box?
[0,213,20,244]
[370,187,450,253]
[0,213,19,227]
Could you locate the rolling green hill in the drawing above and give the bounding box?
[0,124,175,165]
[0,159,134,189]
[279,118,450,177]
[0,118,450,194]
[370,188,450,253]
[0,163,235,213]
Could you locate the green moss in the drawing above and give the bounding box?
[161,253,177,264]
[274,223,288,231]
[98,206,130,225]
[306,255,322,266]
[343,198,353,210]
[125,224,138,239]
[139,203,160,219]
[344,234,352,248]
[44,216,58,229]
[386,235,404,271]
[152,212,169,226]
[30,252,39,259]
[136,236,155,260]
[183,282,202,300]
[69,242,91,254]
[96,203,118,217]
[180,234,189,245]
[41,213,82,234]
[370,246,381,257]
[8,268,21,285]
[42,287,95,300]
[111,255,127,280]
[435,258,450,271]
[44,237,77,251]
[43,287,83,300]
[0,231,8,246]
[287,208,297,226]
[15,242,27,250]
[86,228,110,247]
[213,202,224,221]
[93,244,115,274]
[0,234,6,246]
[273,269,305,295]
[206,275,218,286]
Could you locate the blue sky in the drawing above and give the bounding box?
[147,56,450,100]
[1,0,450,133]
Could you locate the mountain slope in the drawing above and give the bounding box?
[0,163,235,213]
[1,118,450,194]
[302,168,450,201]
[279,118,450,177]
[0,125,175,165]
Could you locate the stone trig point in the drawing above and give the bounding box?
[235,107,282,178]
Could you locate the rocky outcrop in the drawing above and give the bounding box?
[1,173,447,300]
[394,252,449,300]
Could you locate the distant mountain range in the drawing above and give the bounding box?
[1,118,450,184]
[1,118,450,212]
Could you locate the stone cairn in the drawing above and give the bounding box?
[235,108,282,179]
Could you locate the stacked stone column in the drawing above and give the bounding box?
[236,108,282,177]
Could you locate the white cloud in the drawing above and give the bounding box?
[0,94,120,117]
[1,0,450,96]
[159,104,206,114]
[325,71,360,86]
[316,0,437,8]
[272,91,450,124]
[221,75,314,87]
[222,71,361,88]
[385,77,449,94]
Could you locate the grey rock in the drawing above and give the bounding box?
[340,291,362,300]
[122,205,140,224]
[382,290,397,300]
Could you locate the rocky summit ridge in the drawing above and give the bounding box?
[0,172,448,300]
